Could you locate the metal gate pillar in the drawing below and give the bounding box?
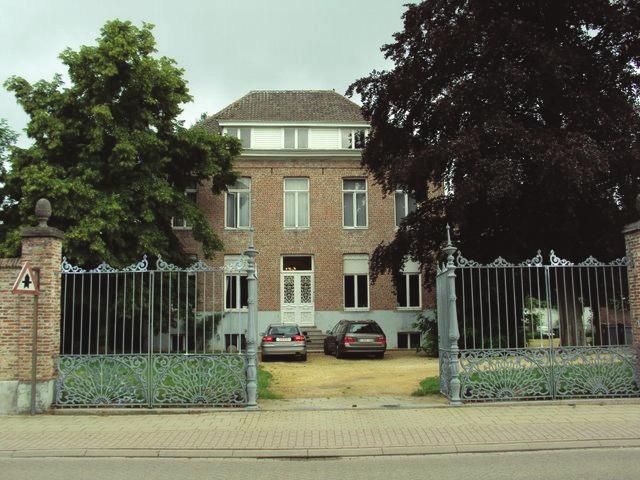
[244,230,259,408]
[444,225,462,405]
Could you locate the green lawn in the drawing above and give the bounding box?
[412,376,441,396]
[257,367,282,400]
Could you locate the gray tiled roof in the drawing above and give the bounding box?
[211,90,366,123]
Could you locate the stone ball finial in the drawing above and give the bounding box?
[35,198,51,227]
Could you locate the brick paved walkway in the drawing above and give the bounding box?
[1,402,639,457]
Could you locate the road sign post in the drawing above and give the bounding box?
[11,262,40,414]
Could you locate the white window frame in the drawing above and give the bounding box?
[171,186,197,230]
[283,178,310,229]
[341,128,369,149]
[223,127,251,149]
[396,272,423,310]
[394,190,417,228]
[224,273,248,312]
[224,178,251,229]
[343,254,370,311]
[342,178,368,229]
[343,273,370,311]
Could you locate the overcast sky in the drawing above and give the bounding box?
[1,0,410,147]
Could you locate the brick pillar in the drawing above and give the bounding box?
[623,216,640,378]
[0,199,63,414]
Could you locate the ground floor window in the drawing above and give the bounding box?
[397,332,421,349]
[396,273,421,308]
[343,254,369,310]
[225,334,246,352]
[397,259,422,309]
[344,274,369,309]
[225,275,248,310]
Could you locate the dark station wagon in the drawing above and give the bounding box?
[323,320,387,359]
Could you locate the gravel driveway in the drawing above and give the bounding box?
[260,350,439,398]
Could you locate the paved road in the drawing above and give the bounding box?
[2,448,639,480]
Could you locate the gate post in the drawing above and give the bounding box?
[0,199,64,414]
[623,197,640,380]
[443,225,462,405]
[244,229,259,408]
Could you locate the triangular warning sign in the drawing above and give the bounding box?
[12,261,39,295]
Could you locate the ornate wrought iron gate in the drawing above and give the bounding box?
[55,253,258,408]
[438,229,639,402]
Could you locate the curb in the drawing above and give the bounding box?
[3,439,640,459]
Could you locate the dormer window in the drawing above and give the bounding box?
[284,128,309,149]
[340,129,368,149]
[224,127,251,149]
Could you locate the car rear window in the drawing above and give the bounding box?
[347,323,382,334]
[268,325,300,335]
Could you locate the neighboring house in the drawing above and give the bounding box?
[175,90,430,349]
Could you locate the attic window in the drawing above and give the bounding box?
[224,127,251,148]
[283,128,309,149]
[341,129,368,149]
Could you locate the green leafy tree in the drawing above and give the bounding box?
[1,20,239,267]
[0,119,18,240]
[348,0,640,279]
[0,118,17,164]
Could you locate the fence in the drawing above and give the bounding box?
[437,228,639,402]
[54,252,259,408]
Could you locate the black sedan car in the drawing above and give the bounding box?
[323,320,386,359]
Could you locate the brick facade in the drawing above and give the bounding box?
[177,156,434,314]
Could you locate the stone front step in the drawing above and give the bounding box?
[301,326,326,352]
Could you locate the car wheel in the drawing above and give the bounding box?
[301,353,308,362]
[323,342,330,355]
[335,345,343,359]
[261,354,269,362]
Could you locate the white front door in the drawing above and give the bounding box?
[281,271,315,326]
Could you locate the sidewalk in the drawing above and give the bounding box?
[1,401,639,458]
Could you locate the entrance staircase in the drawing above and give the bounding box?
[302,326,326,353]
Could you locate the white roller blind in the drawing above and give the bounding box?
[343,254,369,274]
[308,128,340,149]
[251,128,282,149]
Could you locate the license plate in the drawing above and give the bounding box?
[359,338,374,343]
[276,337,292,342]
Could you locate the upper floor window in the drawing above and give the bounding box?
[284,128,309,149]
[341,129,368,149]
[171,184,197,229]
[284,178,309,229]
[225,178,251,229]
[396,259,422,309]
[343,179,367,228]
[224,127,251,149]
[394,190,417,227]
